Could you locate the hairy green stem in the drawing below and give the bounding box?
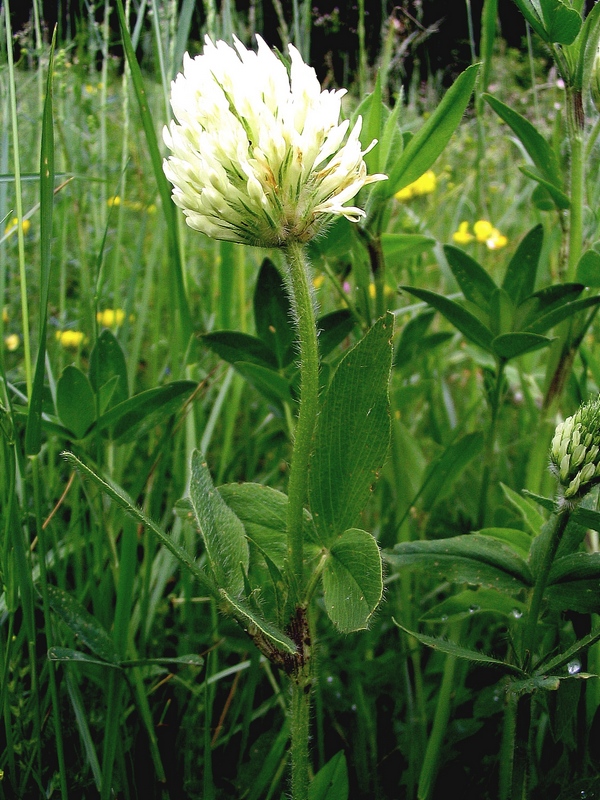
[290,675,311,800]
[282,240,320,800]
[283,240,320,604]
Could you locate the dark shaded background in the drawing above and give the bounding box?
[10,1,529,87]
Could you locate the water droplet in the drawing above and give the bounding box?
[511,608,523,619]
[567,659,582,675]
[468,605,480,614]
[441,615,448,622]
[351,703,357,712]
[326,675,333,684]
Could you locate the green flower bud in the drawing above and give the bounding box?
[550,395,600,502]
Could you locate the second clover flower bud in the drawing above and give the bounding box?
[550,396,600,501]
[163,35,387,248]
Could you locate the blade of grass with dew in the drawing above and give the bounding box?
[114,0,192,354]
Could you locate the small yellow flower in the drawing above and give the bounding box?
[147,203,157,214]
[452,221,474,245]
[486,230,508,250]
[4,217,31,237]
[394,170,436,202]
[56,330,86,349]
[4,333,19,352]
[473,220,494,242]
[368,283,395,299]
[97,308,125,327]
[107,196,121,207]
[313,274,325,289]
[453,220,507,250]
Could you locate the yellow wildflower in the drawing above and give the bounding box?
[368,283,395,299]
[313,274,325,289]
[453,220,507,250]
[4,217,31,237]
[473,220,495,242]
[56,330,86,349]
[395,170,436,201]
[97,308,126,327]
[4,333,19,352]
[486,229,508,250]
[107,196,121,207]
[452,221,474,245]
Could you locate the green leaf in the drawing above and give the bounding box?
[443,245,498,312]
[420,588,527,623]
[48,647,121,669]
[62,451,217,595]
[502,224,544,305]
[189,451,249,597]
[546,553,600,613]
[576,250,600,286]
[393,620,524,674]
[381,232,436,261]
[253,258,295,368]
[418,432,484,509]
[219,589,296,655]
[549,552,600,584]
[201,331,278,370]
[25,30,56,456]
[94,380,197,442]
[489,288,515,337]
[56,365,96,439]
[400,286,494,352]
[535,626,600,676]
[356,72,383,176]
[322,529,383,632]
[382,64,479,198]
[317,310,355,359]
[507,675,561,696]
[491,332,551,360]
[514,283,584,330]
[89,329,129,411]
[219,483,318,572]
[524,294,600,335]
[478,527,533,559]
[539,0,582,44]
[511,0,548,41]
[501,483,545,535]
[309,314,393,544]
[573,505,600,533]
[483,94,563,190]
[47,585,119,664]
[520,167,570,209]
[385,534,533,592]
[233,362,292,405]
[572,1,600,89]
[309,751,349,800]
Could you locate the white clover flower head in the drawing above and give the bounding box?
[549,395,600,501]
[163,35,387,247]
